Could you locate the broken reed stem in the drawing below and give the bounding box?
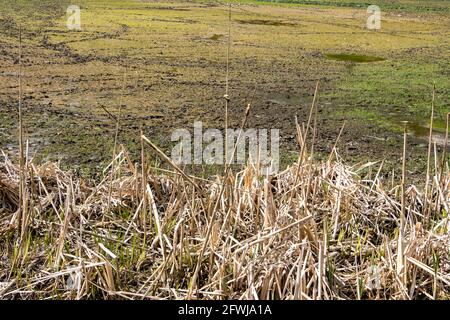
[327,121,346,164]
[141,136,200,191]
[424,84,435,223]
[225,102,252,176]
[300,81,319,165]
[233,215,312,254]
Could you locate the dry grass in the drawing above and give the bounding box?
[0,121,448,299]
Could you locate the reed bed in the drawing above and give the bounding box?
[0,131,448,299]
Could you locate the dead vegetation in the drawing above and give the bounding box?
[0,119,448,299]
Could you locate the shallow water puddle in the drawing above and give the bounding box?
[209,34,224,41]
[266,93,310,107]
[386,110,448,146]
[406,122,447,146]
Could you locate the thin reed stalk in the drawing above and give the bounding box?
[424,85,435,223]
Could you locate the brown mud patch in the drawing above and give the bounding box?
[235,19,298,27]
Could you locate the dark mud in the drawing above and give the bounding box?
[325,53,386,63]
[235,19,297,27]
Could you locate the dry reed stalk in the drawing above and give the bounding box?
[146,184,166,261]
[397,122,407,284]
[54,176,74,269]
[141,135,199,191]
[440,113,449,188]
[424,85,435,223]
[10,26,29,246]
[107,70,127,217]
[327,121,346,164]
[140,128,148,239]
[224,3,231,165]
[288,82,319,207]
[310,98,318,158]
